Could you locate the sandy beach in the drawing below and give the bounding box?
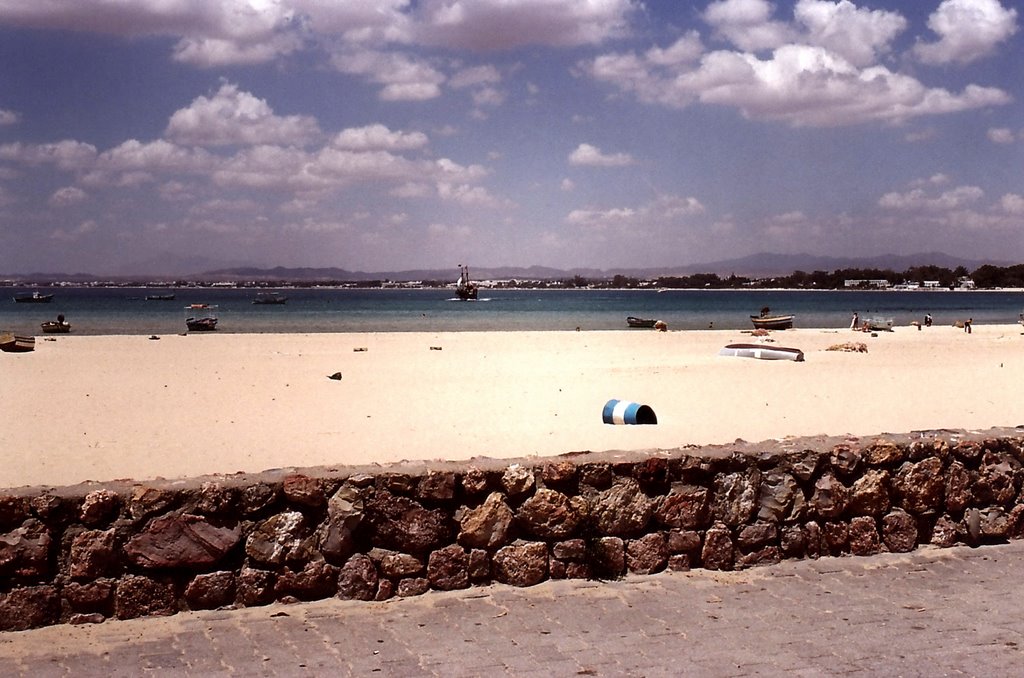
[2,325,1021,489]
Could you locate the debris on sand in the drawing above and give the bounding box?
[827,342,868,353]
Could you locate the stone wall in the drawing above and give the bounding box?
[2,428,1023,631]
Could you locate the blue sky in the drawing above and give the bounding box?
[0,0,1021,275]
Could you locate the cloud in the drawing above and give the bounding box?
[914,0,1018,65]
[411,0,638,51]
[878,183,984,211]
[165,83,321,147]
[330,49,445,101]
[1000,194,1024,215]
[50,219,97,241]
[565,193,704,229]
[0,108,20,126]
[330,124,429,152]
[703,0,794,52]
[584,0,1012,128]
[48,186,87,206]
[568,143,635,167]
[988,127,1022,144]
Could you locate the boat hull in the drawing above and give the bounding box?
[40,321,71,334]
[750,315,794,330]
[719,343,804,361]
[626,316,657,328]
[0,334,35,352]
[14,294,53,303]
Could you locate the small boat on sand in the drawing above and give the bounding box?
[0,333,35,352]
[627,316,658,328]
[719,343,804,361]
[750,307,794,330]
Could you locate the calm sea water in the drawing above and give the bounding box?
[3,286,1024,336]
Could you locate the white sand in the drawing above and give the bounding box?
[2,325,1021,488]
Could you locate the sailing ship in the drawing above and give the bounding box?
[455,264,479,301]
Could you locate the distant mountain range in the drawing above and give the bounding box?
[4,252,1015,283]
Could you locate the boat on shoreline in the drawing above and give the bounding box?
[750,307,794,330]
[14,292,54,304]
[0,333,35,352]
[41,317,71,333]
[455,265,478,301]
[185,304,218,331]
[626,316,658,328]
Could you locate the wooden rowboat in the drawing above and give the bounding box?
[0,333,35,352]
[750,314,794,330]
[627,316,658,328]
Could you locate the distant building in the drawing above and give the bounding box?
[923,280,942,289]
[957,277,976,289]
[844,279,890,289]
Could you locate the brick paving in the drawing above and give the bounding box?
[2,541,1023,677]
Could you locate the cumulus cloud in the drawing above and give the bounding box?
[166,84,321,147]
[330,49,445,101]
[0,139,98,170]
[878,184,984,211]
[987,127,1021,144]
[565,193,704,229]
[330,124,429,152]
[914,0,1018,65]
[703,0,794,52]
[0,108,20,125]
[48,186,87,206]
[568,143,635,167]
[1000,194,1024,215]
[411,0,637,51]
[50,219,97,241]
[584,0,1012,128]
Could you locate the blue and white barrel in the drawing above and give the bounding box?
[602,399,658,425]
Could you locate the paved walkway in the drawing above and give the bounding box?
[2,542,1023,677]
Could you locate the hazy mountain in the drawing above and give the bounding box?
[3,252,1014,283]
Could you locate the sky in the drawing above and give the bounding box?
[0,0,1022,276]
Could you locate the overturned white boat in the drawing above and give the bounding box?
[718,343,804,362]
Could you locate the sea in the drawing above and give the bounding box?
[3,286,1024,336]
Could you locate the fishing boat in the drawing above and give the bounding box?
[41,317,71,333]
[750,307,794,330]
[0,333,35,352]
[13,292,54,304]
[626,316,658,328]
[146,293,176,301]
[455,264,478,301]
[719,343,804,361]
[253,292,287,305]
[185,304,218,331]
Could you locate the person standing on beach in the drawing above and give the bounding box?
[850,312,859,329]
[965,318,972,333]
[924,313,932,327]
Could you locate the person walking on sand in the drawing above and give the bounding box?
[924,313,932,327]
[965,318,972,334]
[850,312,859,330]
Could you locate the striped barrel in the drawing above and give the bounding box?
[602,399,657,425]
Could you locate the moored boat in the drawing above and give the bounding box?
[14,292,54,304]
[253,292,287,305]
[41,318,71,333]
[719,343,804,361]
[750,307,794,330]
[185,304,218,331]
[146,293,176,301]
[626,316,658,328]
